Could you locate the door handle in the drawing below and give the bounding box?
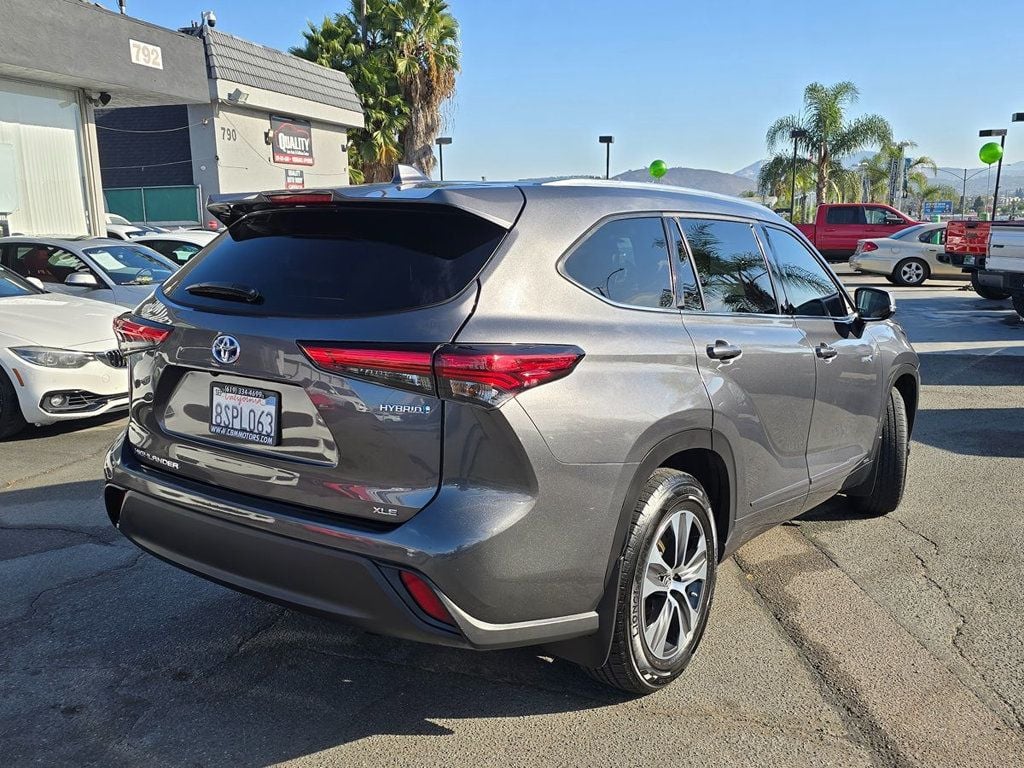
[707,340,742,360]
[992,244,1005,248]
[815,343,838,360]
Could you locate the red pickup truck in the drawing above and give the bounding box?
[796,204,918,259]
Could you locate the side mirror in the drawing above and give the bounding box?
[65,272,100,288]
[855,286,895,321]
[25,276,45,291]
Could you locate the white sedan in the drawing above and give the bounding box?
[133,230,218,265]
[849,222,966,286]
[0,265,128,439]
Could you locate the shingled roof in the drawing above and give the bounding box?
[203,29,362,115]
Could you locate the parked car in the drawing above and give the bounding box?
[133,230,218,265]
[0,264,128,438]
[104,213,165,241]
[939,219,1015,300]
[796,203,917,259]
[848,223,966,286]
[104,179,918,694]
[0,237,178,308]
[943,220,1024,315]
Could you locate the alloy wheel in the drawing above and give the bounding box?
[640,508,709,662]
[899,261,925,285]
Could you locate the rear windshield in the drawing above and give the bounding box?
[163,206,506,317]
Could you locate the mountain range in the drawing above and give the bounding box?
[612,166,754,196]
[529,155,1024,201]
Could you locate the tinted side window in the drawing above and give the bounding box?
[563,217,673,309]
[761,226,849,317]
[825,206,864,225]
[919,228,945,246]
[680,219,777,314]
[669,219,702,310]
[13,245,86,284]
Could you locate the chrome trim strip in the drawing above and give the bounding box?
[436,593,598,648]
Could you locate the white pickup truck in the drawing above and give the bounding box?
[944,220,1024,316]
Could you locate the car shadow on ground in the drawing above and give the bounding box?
[6,411,126,442]
[912,407,1024,458]
[919,352,1024,387]
[0,480,629,766]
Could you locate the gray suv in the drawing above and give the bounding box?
[104,179,918,693]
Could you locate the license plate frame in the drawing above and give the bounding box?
[208,383,281,446]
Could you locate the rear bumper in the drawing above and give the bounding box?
[103,432,600,650]
[977,270,1024,292]
[848,255,894,275]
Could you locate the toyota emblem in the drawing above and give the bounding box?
[211,335,241,364]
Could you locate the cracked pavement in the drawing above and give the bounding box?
[0,268,1021,766]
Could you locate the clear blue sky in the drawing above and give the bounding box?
[111,0,1024,180]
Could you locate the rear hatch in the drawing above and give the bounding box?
[986,222,1024,273]
[121,191,522,525]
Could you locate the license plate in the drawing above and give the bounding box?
[209,383,279,446]
[963,255,976,265]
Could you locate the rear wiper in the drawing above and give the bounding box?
[186,282,263,303]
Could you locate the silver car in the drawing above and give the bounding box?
[104,179,919,694]
[849,222,965,286]
[0,236,178,308]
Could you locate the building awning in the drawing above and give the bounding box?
[1,0,209,107]
[203,30,364,129]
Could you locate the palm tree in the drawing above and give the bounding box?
[292,0,460,181]
[861,140,936,204]
[757,154,815,214]
[386,0,460,173]
[906,175,958,218]
[293,6,408,182]
[765,82,892,205]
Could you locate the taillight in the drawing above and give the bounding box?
[399,570,455,626]
[299,345,434,395]
[297,343,584,408]
[862,241,878,252]
[434,345,584,407]
[113,313,172,354]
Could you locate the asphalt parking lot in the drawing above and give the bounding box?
[1,268,1022,767]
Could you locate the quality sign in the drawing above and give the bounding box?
[271,116,314,166]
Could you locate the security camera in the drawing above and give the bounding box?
[201,10,217,28]
[98,92,111,107]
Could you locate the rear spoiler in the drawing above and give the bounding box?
[206,168,525,230]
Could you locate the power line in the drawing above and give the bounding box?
[95,121,209,134]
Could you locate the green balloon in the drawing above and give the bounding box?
[979,141,1003,165]
[649,159,668,179]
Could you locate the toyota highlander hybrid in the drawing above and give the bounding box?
[104,177,918,693]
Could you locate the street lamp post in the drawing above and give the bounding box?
[599,135,614,180]
[789,129,808,222]
[436,136,452,181]
[979,129,1007,220]
[932,167,988,219]
[858,160,869,203]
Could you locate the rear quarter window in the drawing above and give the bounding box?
[163,206,506,317]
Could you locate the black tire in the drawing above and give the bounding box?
[587,468,717,694]
[892,258,929,286]
[970,271,1010,301]
[1013,294,1024,320]
[848,388,908,516]
[0,369,27,440]
[884,275,897,284]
